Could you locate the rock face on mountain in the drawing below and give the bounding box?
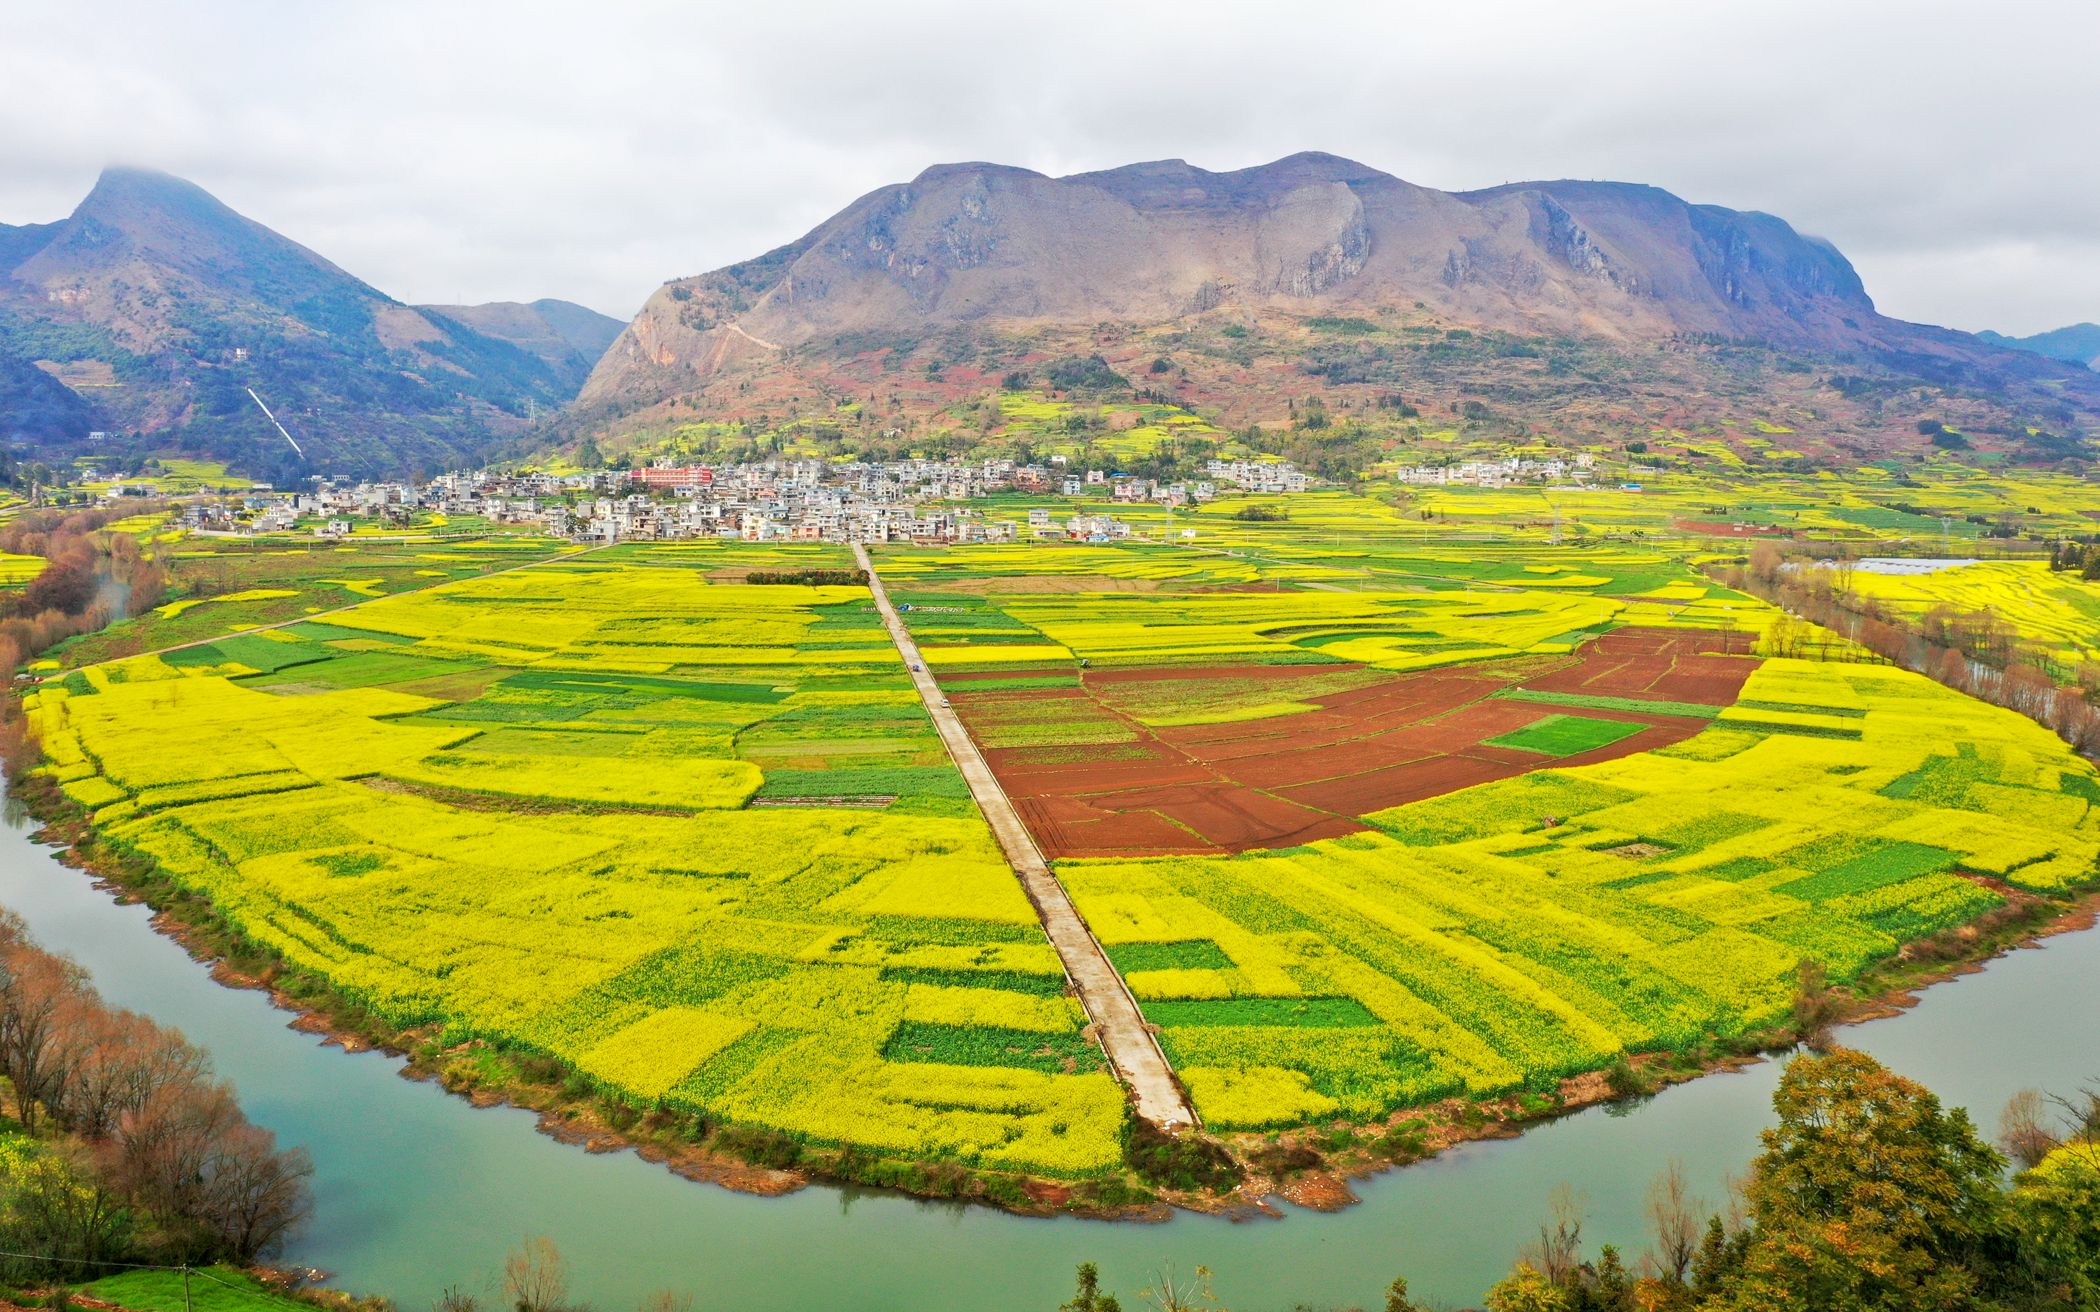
[419,298,625,395]
[0,168,590,474]
[579,152,1896,410]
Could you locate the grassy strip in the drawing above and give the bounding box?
[1484,713,1646,757]
[1492,688,1724,718]
[78,1269,307,1312]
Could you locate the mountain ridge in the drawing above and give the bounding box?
[418,297,625,395]
[573,152,2098,460]
[0,168,602,474]
[1979,323,2100,371]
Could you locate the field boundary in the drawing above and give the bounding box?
[73,540,611,670]
[855,543,1199,1130]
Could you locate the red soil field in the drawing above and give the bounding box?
[948,627,1760,859]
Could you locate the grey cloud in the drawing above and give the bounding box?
[1,0,2094,334]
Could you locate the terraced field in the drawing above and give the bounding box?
[890,533,2100,1136]
[22,486,2100,1193]
[28,541,1127,1176]
[1839,558,2100,670]
[1061,657,2100,1128]
[945,630,1755,857]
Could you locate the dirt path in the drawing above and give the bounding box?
[724,322,781,351]
[79,541,612,670]
[854,544,1198,1130]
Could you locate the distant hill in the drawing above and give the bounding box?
[575,152,2100,462]
[0,168,595,478]
[1978,323,2100,371]
[419,298,624,395]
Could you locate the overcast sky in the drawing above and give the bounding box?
[2,0,2093,334]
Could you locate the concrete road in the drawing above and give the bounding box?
[854,544,1198,1130]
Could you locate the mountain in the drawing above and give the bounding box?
[575,153,2099,461]
[419,298,625,395]
[1978,323,2100,371]
[0,168,588,477]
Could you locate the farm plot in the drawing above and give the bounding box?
[897,577,1772,678]
[1062,657,2100,1130]
[29,555,1126,1175]
[1837,559,2100,670]
[0,551,45,587]
[51,535,571,668]
[949,628,1759,857]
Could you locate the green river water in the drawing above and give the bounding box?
[3,801,2093,1311]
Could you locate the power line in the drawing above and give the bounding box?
[244,389,306,458]
[0,1250,302,1305]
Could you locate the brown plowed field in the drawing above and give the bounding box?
[948,627,1760,859]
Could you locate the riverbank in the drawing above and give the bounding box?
[1217,881,2100,1208]
[15,749,2100,1227]
[9,769,1183,1220]
[5,784,2097,1311]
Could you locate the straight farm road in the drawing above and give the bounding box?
[853,544,1199,1131]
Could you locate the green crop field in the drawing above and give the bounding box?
[1486,713,1645,756]
[22,464,2100,1193]
[28,541,1124,1177]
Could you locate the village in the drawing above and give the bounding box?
[170,455,1324,544]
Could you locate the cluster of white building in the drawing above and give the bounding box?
[1204,459,1312,494]
[1388,454,1596,487]
[177,454,1266,544]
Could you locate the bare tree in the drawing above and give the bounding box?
[435,1289,481,1312]
[1998,1090,2061,1171]
[505,1237,571,1312]
[1790,959,1842,1050]
[1519,1183,1585,1285]
[1141,1264,1221,1312]
[0,946,86,1131]
[197,1121,314,1261]
[1646,1159,1705,1286]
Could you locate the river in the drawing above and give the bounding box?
[3,800,2094,1312]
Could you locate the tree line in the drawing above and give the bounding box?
[740,569,868,586]
[2046,539,2100,580]
[1722,544,2100,754]
[1056,1050,2099,1312]
[0,503,171,687]
[0,911,312,1280]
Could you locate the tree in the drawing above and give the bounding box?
[1688,1216,1743,1302]
[1590,1245,1634,1310]
[1523,1184,1585,1285]
[1999,1089,2062,1171]
[1788,958,1843,1050]
[0,947,86,1132]
[1483,1264,1572,1312]
[1748,542,1784,585]
[1140,1265,1220,1312]
[434,1288,480,1312]
[0,1146,134,1282]
[1716,1049,2009,1311]
[196,1120,312,1261]
[1062,1262,1123,1312]
[505,1237,570,1312]
[2007,1157,2100,1308]
[1381,1275,1422,1312]
[1646,1159,1703,1287]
